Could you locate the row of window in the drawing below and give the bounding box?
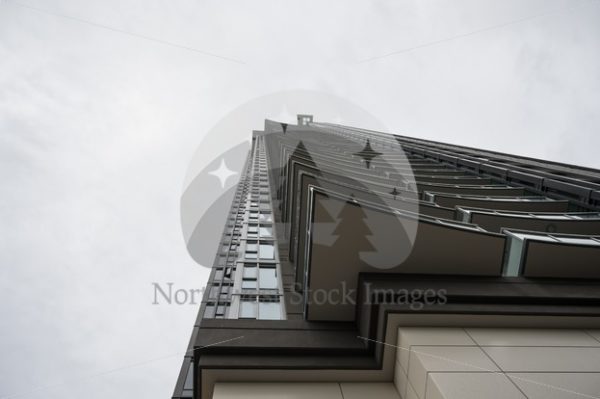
[241,262,278,290]
[238,140,282,320]
[204,302,230,318]
[204,138,283,320]
[239,296,282,320]
[204,148,256,316]
[244,242,275,259]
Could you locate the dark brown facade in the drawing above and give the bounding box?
[173,117,600,399]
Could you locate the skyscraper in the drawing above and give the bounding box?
[173,116,600,399]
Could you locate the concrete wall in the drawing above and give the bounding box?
[395,327,600,399]
[213,382,400,399]
[211,327,600,399]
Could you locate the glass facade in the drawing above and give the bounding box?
[200,135,284,321]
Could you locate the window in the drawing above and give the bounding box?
[204,304,215,318]
[220,285,230,299]
[182,361,194,396]
[259,244,275,259]
[243,264,257,278]
[245,242,258,259]
[259,226,273,238]
[259,212,273,223]
[224,267,234,281]
[208,285,219,299]
[242,279,257,289]
[258,301,281,320]
[215,303,228,318]
[239,299,257,318]
[259,267,278,289]
[247,225,258,238]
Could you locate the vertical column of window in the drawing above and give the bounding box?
[203,150,253,319]
[236,137,284,320]
[228,139,260,318]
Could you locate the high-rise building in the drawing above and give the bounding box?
[173,117,600,399]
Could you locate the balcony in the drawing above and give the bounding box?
[503,229,600,278]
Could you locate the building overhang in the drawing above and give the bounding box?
[191,275,600,398]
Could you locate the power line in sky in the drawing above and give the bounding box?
[0,336,244,399]
[2,0,246,65]
[356,0,599,64]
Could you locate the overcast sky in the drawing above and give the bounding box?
[1,0,599,398]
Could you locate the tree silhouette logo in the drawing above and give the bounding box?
[181,90,419,270]
[330,195,376,263]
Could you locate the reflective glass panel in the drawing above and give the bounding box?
[243,265,257,278]
[259,244,275,259]
[258,301,281,320]
[239,300,257,318]
[242,279,257,289]
[259,268,278,289]
[259,227,273,237]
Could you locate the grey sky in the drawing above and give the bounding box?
[1,0,599,398]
